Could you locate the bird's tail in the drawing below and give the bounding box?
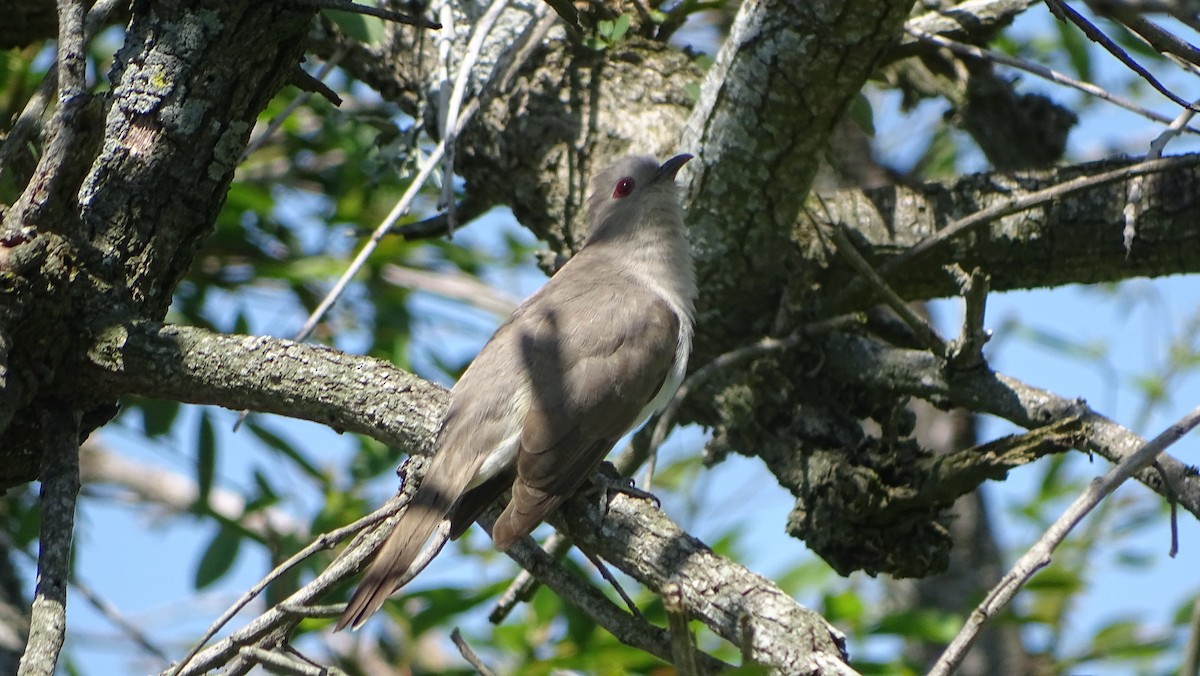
[336,457,467,630]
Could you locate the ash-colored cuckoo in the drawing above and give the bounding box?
[338,153,696,630]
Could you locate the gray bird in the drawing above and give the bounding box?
[337,153,696,630]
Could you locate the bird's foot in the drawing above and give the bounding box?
[588,462,661,519]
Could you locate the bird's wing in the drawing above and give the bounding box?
[490,273,680,549]
[337,312,533,630]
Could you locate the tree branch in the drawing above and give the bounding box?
[930,405,1200,675]
[680,0,914,360]
[810,154,1200,303]
[16,406,81,676]
[86,321,445,455]
[820,331,1200,519]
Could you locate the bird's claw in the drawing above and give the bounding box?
[586,462,661,523]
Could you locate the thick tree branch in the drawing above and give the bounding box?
[552,487,852,672]
[680,0,914,361]
[86,322,445,455]
[812,155,1200,304]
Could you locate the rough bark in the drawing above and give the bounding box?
[0,0,314,485]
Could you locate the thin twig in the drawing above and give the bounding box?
[488,532,573,623]
[0,0,120,192]
[242,46,348,161]
[451,628,497,676]
[831,225,949,357]
[577,547,644,620]
[1044,0,1200,112]
[662,582,700,676]
[439,0,511,235]
[0,530,171,662]
[905,25,1200,133]
[235,7,552,435]
[1124,102,1197,253]
[1113,11,1200,71]
[479,510,733,672]
[930,405,1200,676]
[238,645,339,675]
[17,405,83,676]
[295,0,441,29]
[168,497,407,676]
[944,264,991,370]
[1150,462,1180,557]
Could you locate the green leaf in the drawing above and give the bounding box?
[244,419,325,482]
[848,92,875,136]
[137,397,180,437]
[1055,19,1091,81]
[325,10,387,46]
[408,582,508,636]
[822,589,865,626]
[196,410,216,508]
[874,608,961,642]
[610,14,631,43]
[195,524,242,589]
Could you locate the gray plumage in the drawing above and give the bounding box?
[337,154,696,630]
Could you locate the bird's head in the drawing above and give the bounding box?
[584,153,693,245]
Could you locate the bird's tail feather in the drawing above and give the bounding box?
[336,459,469,630]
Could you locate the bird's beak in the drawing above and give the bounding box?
[654,153,693,183]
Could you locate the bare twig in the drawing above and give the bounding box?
[929,405,1200,676]
[577,548,644,620]
[0,530,171,663]
[1124,102,1197,253]
[831,225,949,357]
[238,645,343,675]
[1111,11,1200,70]
[3,0,90,233]
[233,8,554,430]
[451,628,497,676]
[481,510,734,672]
[235,7,553,418]
[945,264,991,370]
[662,582,700,676]
[294,0,441,29]
[439,0,511,235]
[1044,0,1200,112]
[17,406,82,676]
[242,46,349,161]
[488,532,573,623]
[905,25,1200,132]
[168,497,408,676]
[0,0,119,192]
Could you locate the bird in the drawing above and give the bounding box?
[337,153,697,630]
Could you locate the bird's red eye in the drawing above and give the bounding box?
[612,177,635,198]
